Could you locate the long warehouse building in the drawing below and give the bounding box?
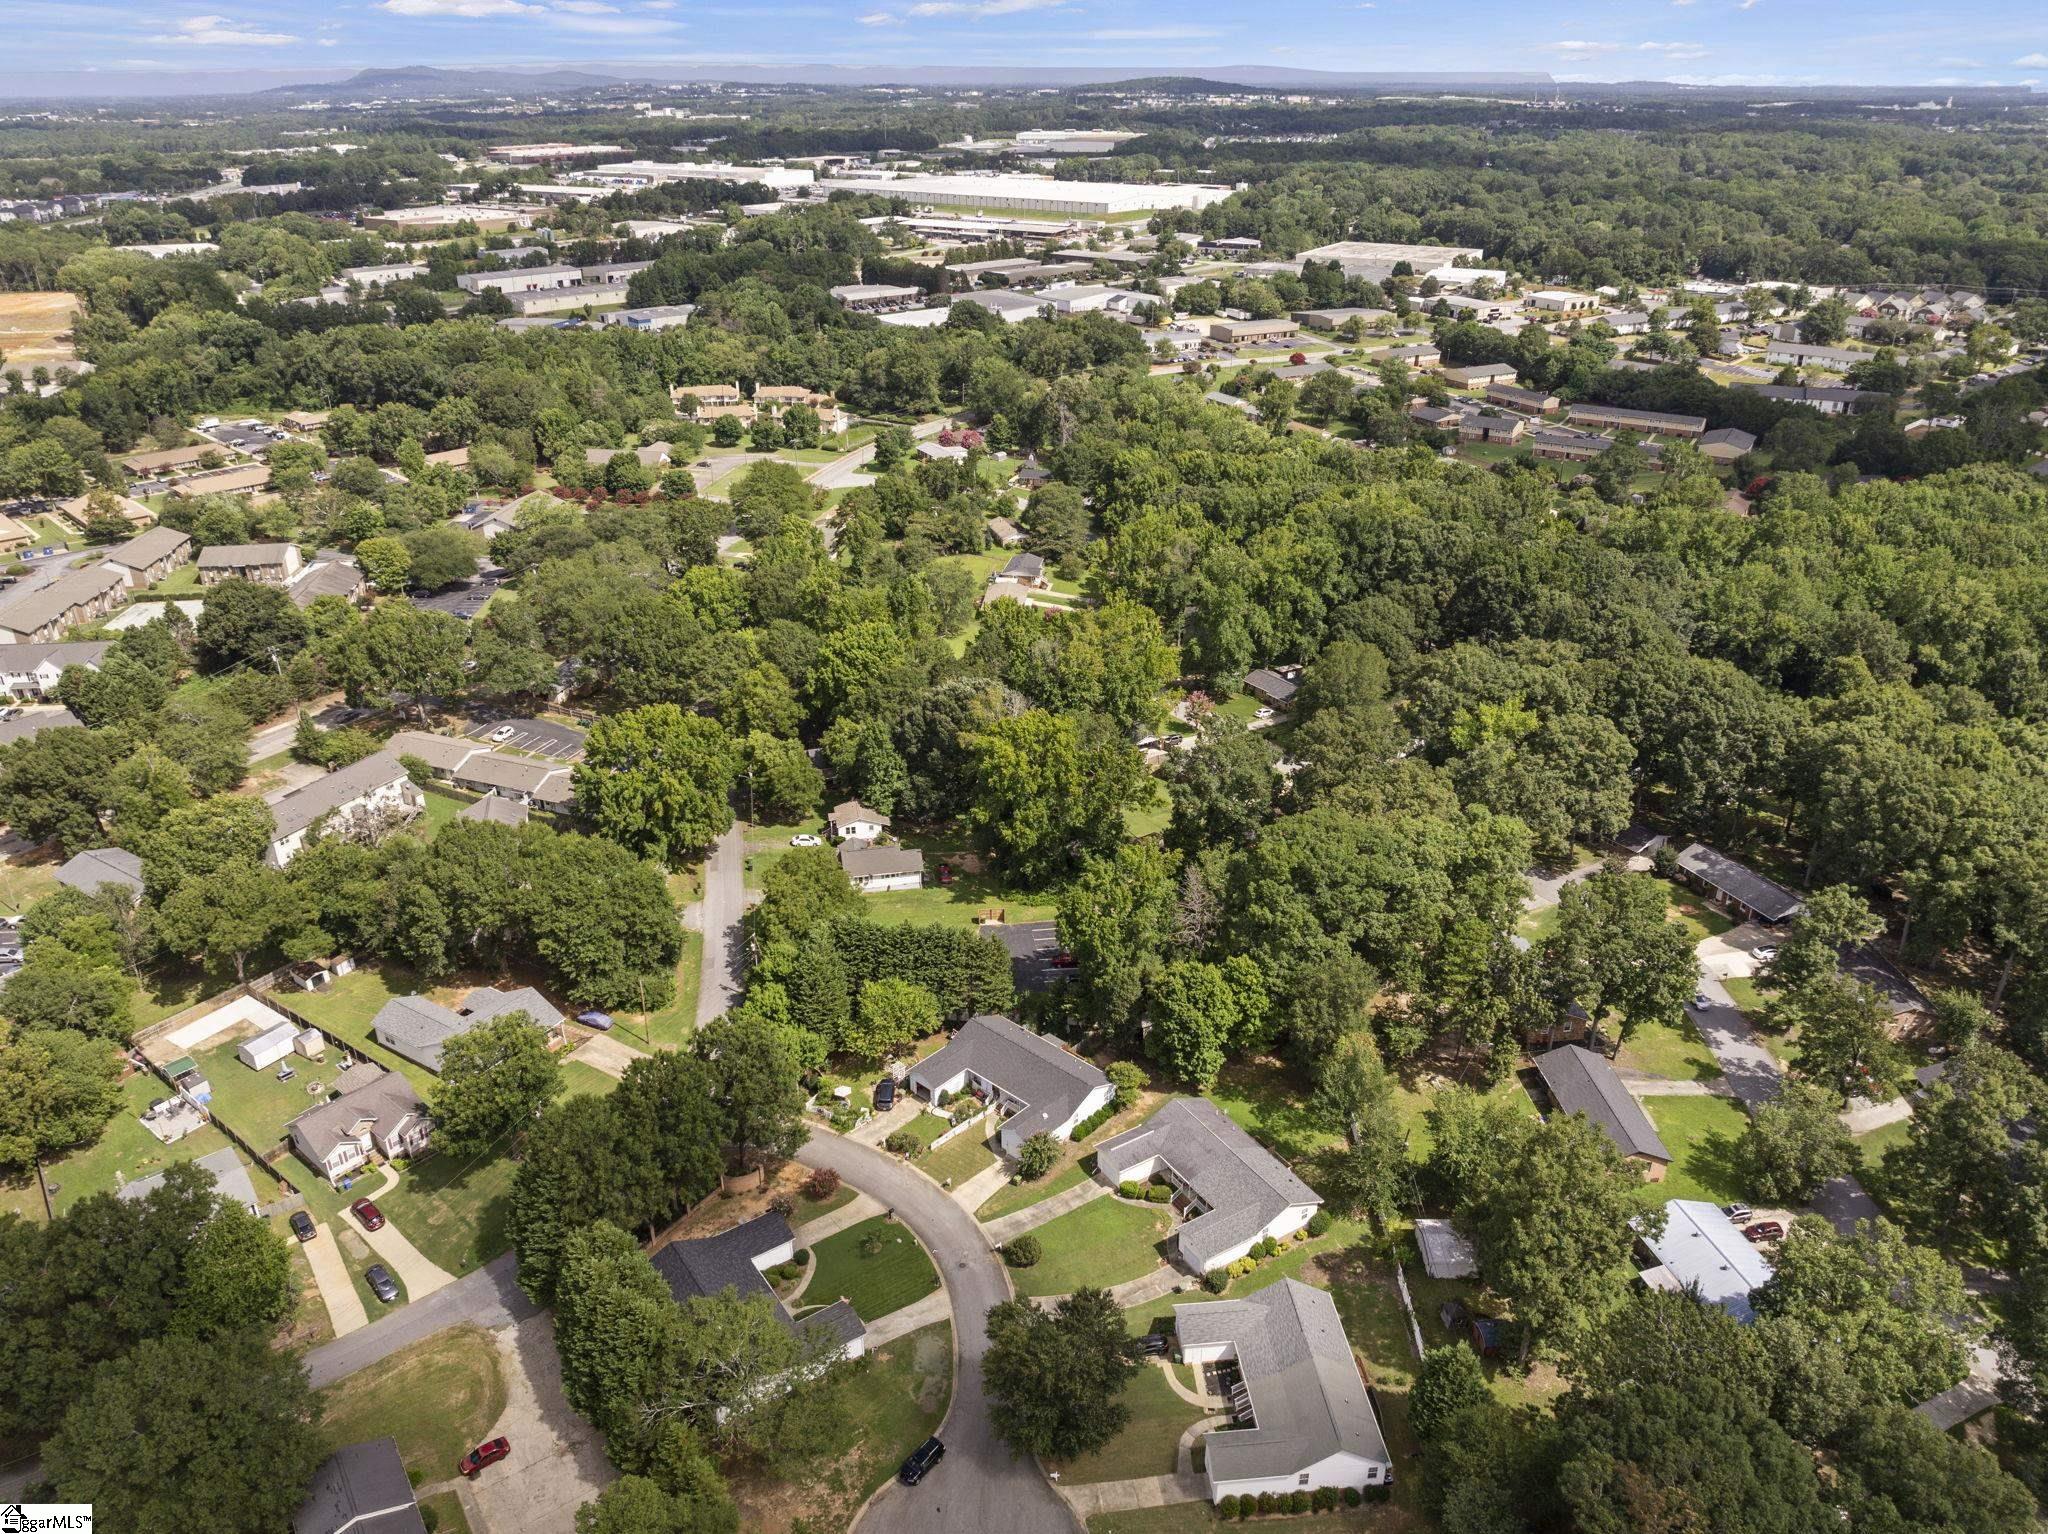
[822,172,1232,215]
[583,161,816,191]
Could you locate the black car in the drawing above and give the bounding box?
[289,1211,316,1243]
[898,1437,944,1486]
[365,1263,400,1303]
[874,1077,896,1112]
[1132,1331,1171,1357]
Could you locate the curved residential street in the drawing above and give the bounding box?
[796,1133,1077,1534]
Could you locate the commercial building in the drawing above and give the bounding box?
[905,1013,1112,1155]
[824,172,1230,216]
[486,142,627,165]
[1012,129,1142,155]
[1176,1281,1393,1503]
[1297,240,1485,280]
[456,263,582,295]
[367,205,535,234]
[951,289,1047,324]
[1527,290,1600,314]
[1564,403,1707,439]
[829,283,927,315]
[1208,317,1299,345]
[584,161,815,192]
[1096,1098,1323,1273]
[338,262,427,290]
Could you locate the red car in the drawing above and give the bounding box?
[1743,1221,1784,1244]
[459,1438,511,1478]
[350,1198,385,1232]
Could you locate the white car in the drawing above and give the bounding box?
[1692,991,1711,1008]
[489,724,517,743]
[790,834,823,847]
[1754,946,1779,963]
[1254,706,1275,720]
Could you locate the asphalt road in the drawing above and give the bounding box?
[795,1134,1076,1534]
[303,1250,539,1391]
[696,820,746,1026]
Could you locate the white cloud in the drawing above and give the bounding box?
[1670,0,1696,7]
[1086,24,1221,39]
[151,13,297,44]
[2015,52,2048,66]
[554,0,618,11]
[640,1,676,7]
[1541,39,1621,57]
[857,9,900,20]
[906,0,1065,15]
[1735,0,1759,9]
[375,0,541,14]
[319,36,337,44]
[545,8,677,28]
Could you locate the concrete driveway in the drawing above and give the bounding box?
[306,1251,539,1390]
[354,1211,457,1300]
[304,1222,369,1337]
[464,1315,615,1534]
[796,1134,1074,1534]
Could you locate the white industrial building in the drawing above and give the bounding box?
[581,161,815,192]
[824,172,1230,216]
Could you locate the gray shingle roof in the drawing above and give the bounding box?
[386,731,488,773]
[104,525,192,571]
[372,985,561,1072]
[198,541,296,569]
[1534,1045,1671,1162]
[1243,667,1297,702]
[839,842,923,880]
[117,1144,259,1211]
[0,640,111,675]
[1674,842,1805,924]
[0,563,126,638]
[459,793,529,826]
[294,1438,427,1534]
[906,1014,1107,1141]
[1175,1280,1390,1481]
[1096,1098,1321,1270]
[652,1210,868,1352]
[56,846,144,896]
[269,750,414,841]
[287,1067,424,1165]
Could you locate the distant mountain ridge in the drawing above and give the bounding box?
[263,65,626,96]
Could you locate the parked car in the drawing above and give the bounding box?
[898,1437,945,1486]
[1723,1203,1754,1224]
[1754,946,1779,963]
[489,723,518,743]
[1743,1221,1784,1244]
[365,1264,399,1303]
[458,1438,511,1478]
[350,1197,384,1231]
[1132,1331,1171,1357]
[1254,706,1275,719]
[790,833,822,847]
[1692,992,1711,1008]
[289,1211,316,1242]
[576,1009,614,1032]
[874,1077,897,1111]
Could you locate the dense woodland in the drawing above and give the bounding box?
[1,87,2048,1531]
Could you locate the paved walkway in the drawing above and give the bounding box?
[950,1158,1013,1214]
[863,1289,955,1350]
[1621,1075,1733,1097]
[982,1180,1109,1245]
[1055,1463,1206,1519]
[306,1251,540,1390]
[1154,1359,1222,1411]
[1524,856,1603,913]
[798,1191,886,1244]
[304,1222,369,1337]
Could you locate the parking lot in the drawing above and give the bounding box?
[409,574,506,621]
[460,715,586,761]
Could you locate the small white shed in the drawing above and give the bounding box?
[238,1021,299,1070]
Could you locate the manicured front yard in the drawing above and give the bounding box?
[0,856,59,914]
[1643,1093,1750,1205]
[803,1214,941,1321]
[790,1181,859,1226]
[979,1155,1093,1222]
[1011,1196,1172,1297]
[853,869,1058,929]
[374,1146,520,1278]
[1654,877,1736,942]
[286,967,442,1096]
[318,1325,507,1480]
[1049,1362,1207,1484]
[917,1124,996,1188]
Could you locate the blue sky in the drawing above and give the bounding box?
[9,0,2048,94]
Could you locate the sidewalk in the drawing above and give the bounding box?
[950,1157,1012,1213]
[863,1289,954,1349]
[798,1191,885,1244]
[982,1179,1109,1245]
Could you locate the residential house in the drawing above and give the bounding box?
[838,841,924,893]
[653,1211,867,1359]
[1837,942,1931,1028]
[289,556,367,609]
[752,385,846,432]
[1735,383,1888,416]
[1698,427,1758,464]
[55,845,143,897]
[384,729,489,779]
[265,750,424,867]
[1532,1045,1672,1179]
[449,751,574,810]
[1096,1098,1323,1273]
[1380,343,1440,368]
[119,443,217,476]
[1563,403,1707,439]
[1204,390,1260,418]
[100,526,194,587]
[987,516,1024,548]
[1441,363,1519,389]
[1407,403,1464,431]
[1526,428,1616,463]
[170,463,272,499]
[459,793,529,827]
[1763,340,1864,371]
[286,1064,431,1183]
[198,542,303,587]
[1485,383,1560,416]
[1177,1281,1393,1503]
[1636,1199,1772,1322]
[904,1013,1112,1154]
[0,564,128,644]
[828,799,890,842]
[0,639,110,698]
[999,552,1049,589]
[371,985,565,1073]
[584,442,673,470]
[1601,311,1653,336]
[1673,842,1805,925]
[294,1438,427,1534]
[1243,668,1298,707]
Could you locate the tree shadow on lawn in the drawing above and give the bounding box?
[1673,1127,1747,1205]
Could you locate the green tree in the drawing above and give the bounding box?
[846,977,938,1061]
[194,578,308,670]
[1542,872,1699,1042]
[1781,975,1913,1104]
[984,1287,1138,1459]
[431,1011,564,1157]
[1834,1404,2034,1534]
[353,534,412,593]
[695,1008,809,1168]
[1764,883,1883,993]
[43,1330,322,1534]
[154,861,311,983]
[1309,1028,1411,1219]
[1016,1132,1058,1180]
[400,522,485,590]
[0,1022,122,1171]
[1740,1080,1858,1204]
[1057,843,1176,1045]
[1410,1345,1492,1442]
[738,732,823,825]
[175,1204,293,1338]
[575,706,740,869]
[1145,958,1262,1089]
[968,709,1146,885]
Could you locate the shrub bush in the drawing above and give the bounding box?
[1146,1184,1173,1203]
[1017,1132,1059,1180]
[767,1194,795,1218]
[1119,1180,1144,1199]
[934,1088,950,1108]
[1306,1210,1332,1237]
[1002,1234,1042,1268]
[793,1249,809,1267]
[1204,1268,1229,1293]
[804,1167,841,1201]
[1312,1487,1338,1512]
[1106,1059,1147,1103]
[1289,1490,1311,1514]
[1257,1235,1279,1258]
[1257,1492,1275,1515]
[884,1129,921,1155]
[1071,1100,1117,1140]
[1343,1488,1362,1508]
[1217,1494,1238,1518]
[1363,1483,1390,1504]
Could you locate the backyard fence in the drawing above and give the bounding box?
[927,1102,995,1151]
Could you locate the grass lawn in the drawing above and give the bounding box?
[1210,1057,1342,1163]
[1854,1115,1916,1210]
[375,1145,520,1278]
[1643,1094,1750,1205]
[1123,778,1171,840]
[618,926,701,1052]
[1011,1196,1172,1297]
[36,1070,243,1214]
[1516,900,1564,945]
[896,1110,951,1152]
[416,1493,471,1534]
[790,1181,858,1226]
[917,1125,996,1189]
[978,1155,1092,1222]
[0,857,59,914]
[1723,974,1775,1015]
[560,1059,618,1099]
[318,1325,507,1481]
[804,1215,942,1322]
[420,785,470,833]
[146,562,203,594]
[288,967,443,1096]
[854,867,1057,929]
[731,1322,951,1533]
[1049,1363,1207,1485]
[1617,1017,1723,1083]
[1654,877,1735,942]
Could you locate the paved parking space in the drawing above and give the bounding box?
[410,575,506,621]
[465,1315,613,1534]
[461,715,586,761]
[304,1222,370,1337]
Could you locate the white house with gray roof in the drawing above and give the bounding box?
[905,1013,1111,1155]
[0,640,110,699]
[1096,1098,1322,1273]
[264,750,423,866]
[1177,1279,1392,1502]
[652,1210,866,1360]
[286,1064,430,1183]
[370,985,565,1073]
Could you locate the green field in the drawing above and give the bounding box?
[917,1124,996,1188]
[803,1214,942,1322]
[0,857,59,914]
[1049,1363,1207,1484]
[1617,1017,1723,1083]
[1011,1196,1172,1297]
[1210,1057,1343,1162]
[978,1153,1093,1222]
[1643,1094,1750,1204]
[32,1070,245,1216]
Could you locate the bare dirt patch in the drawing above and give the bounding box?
[0,291,81,368]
